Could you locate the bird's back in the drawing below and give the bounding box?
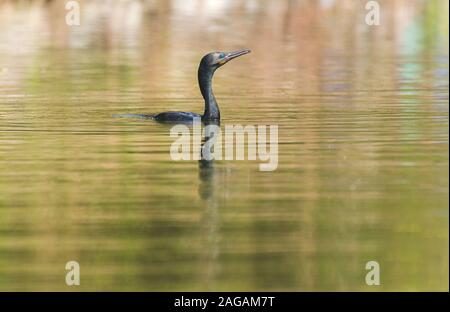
[154,111,202,123]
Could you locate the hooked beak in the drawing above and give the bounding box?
[219,49,251,65]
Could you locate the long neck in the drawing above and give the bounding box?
[198,66,220,120]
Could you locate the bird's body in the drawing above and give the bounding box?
[142,49,250,124]
[153,111,202,123]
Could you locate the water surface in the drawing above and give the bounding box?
[0,0,448,291]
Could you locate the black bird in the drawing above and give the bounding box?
[152,49,250,123]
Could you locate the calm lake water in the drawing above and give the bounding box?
[0,0,448,291]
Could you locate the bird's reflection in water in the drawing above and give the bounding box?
[198,120,221,200]
[199,158,215,199]
[198,120,222,290]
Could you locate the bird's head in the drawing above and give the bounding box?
[199,49,251,72]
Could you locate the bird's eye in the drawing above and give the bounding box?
[219,53,225,59]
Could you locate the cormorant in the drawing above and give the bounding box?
[152,49,251,123]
